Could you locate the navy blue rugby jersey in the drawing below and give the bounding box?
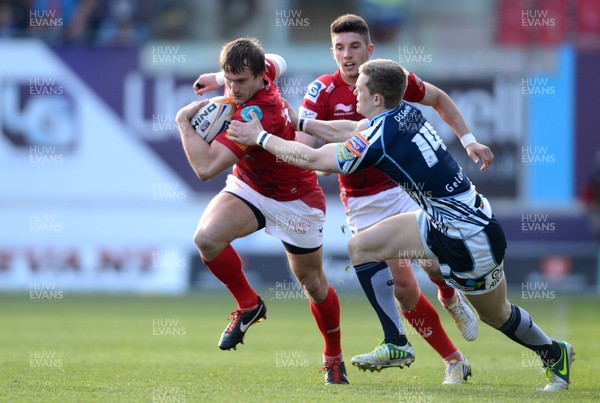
[336,102,492,238]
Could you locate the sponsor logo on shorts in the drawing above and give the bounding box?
[484,263,504,290]
[446,263,504,293]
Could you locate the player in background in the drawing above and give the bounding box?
[225,58,575,392]
[298,14,492,383]
[178,38,349,384]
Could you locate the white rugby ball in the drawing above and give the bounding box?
[190,96,237,144]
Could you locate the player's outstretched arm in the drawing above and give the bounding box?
[227,112,341,173]
[297,116,368,143]
[176,100,239,181]
[420,82,494,171]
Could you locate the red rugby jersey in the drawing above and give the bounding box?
[300,68,427,203]
[215,60,324,210]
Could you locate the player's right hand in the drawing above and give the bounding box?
[466,142,494,171]
[193,73,221,96]
[282,98,299,129]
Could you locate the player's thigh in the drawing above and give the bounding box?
[350,212,426,265]
[196,192,260,242]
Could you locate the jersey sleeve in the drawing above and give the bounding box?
[402,68,427,103]
[265,57,277,82]
[335,131,372,174]
[300,77,329,120]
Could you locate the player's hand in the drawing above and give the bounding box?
[227,111,264,146]
[176,99,209,126]
[193,73,221,96]
[465,142,494,171]
[282,98,299,129]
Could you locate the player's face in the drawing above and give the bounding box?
[224,68,264,105]
[354,73,375,118]
[331,32,373,84]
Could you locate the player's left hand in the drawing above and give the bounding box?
[227,111,264,146]
[466,142,494,171]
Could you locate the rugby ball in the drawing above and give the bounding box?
[190,96,237,144]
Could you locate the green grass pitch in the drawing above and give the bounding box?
[1,291,598,402]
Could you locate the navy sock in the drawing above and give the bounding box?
[354,261,407,346]
[499,304,561,366]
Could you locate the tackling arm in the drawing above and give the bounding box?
[299,117,368,143]
[227,112,341,173]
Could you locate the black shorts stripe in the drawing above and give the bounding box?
[224,191,266,230]
[281,241,321,255]
[482,216,507,266]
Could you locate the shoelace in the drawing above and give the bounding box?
[320,361,343,382]
[224,310,242,332]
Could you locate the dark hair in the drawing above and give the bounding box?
[359,59,407,108]
[330,14,371,45]
[219,37,266,77]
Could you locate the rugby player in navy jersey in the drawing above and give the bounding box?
[298,14,487,383]
[226,58,574,392]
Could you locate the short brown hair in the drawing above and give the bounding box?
[219,37,266,77]
[359,59,407,108]
[330,14,371,45]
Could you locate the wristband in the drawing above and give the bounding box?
[460,133,476,148]
[297,117,307,132]
[257,130,272,147]
[215,71,225,86]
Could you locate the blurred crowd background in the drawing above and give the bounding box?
[1,0,600,46]
[1,0,600,295]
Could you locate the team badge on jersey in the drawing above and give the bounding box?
[344,133,369,157]
[336,143,356,163]
[241,105,263,121]
[305,80,325,103]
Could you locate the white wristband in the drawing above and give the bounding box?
[297,117,307,132]
[215,71,225,86]
[257,130,272,147]
[460,133,476,148]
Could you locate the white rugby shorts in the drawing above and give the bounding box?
[222,175,325,249]
[345,186,419,234]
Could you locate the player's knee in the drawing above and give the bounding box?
[295,272,322,297]
[347,237,366,264]
[193,228,221,256]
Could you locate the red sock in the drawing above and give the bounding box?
[429,277,455,300]
[402,292,457,359]
[202,244,258,309]
[309,286,342,358]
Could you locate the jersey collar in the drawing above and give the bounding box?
[368,105,402,127]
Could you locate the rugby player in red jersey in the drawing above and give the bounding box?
[177,38,348,384]
[297,14,493,383]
